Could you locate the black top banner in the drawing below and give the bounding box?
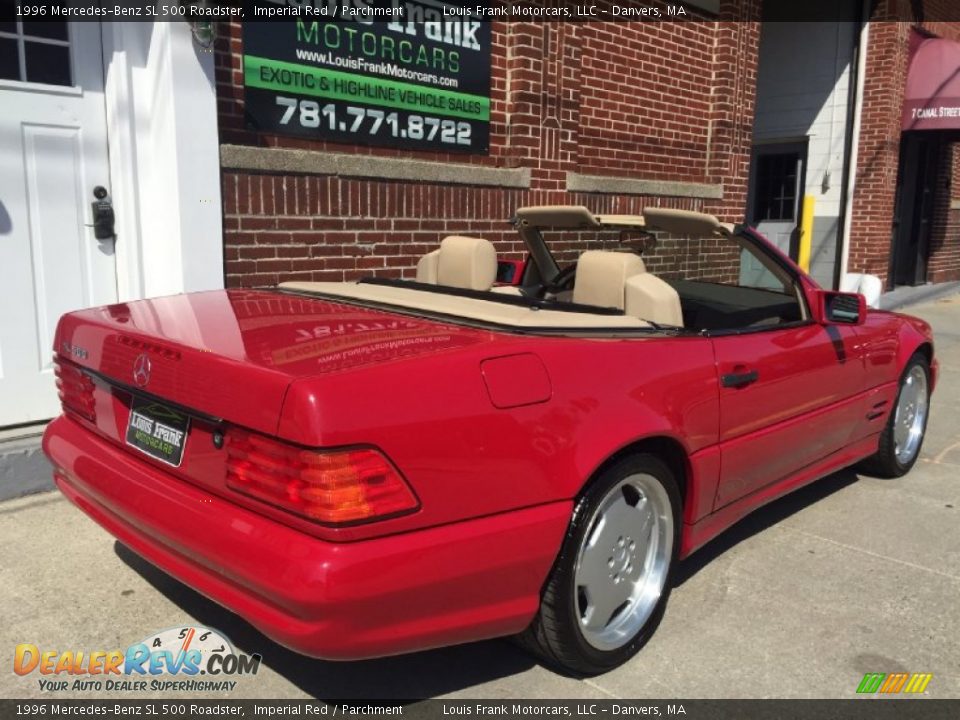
[3,0,960,23]
[242,9,492,153]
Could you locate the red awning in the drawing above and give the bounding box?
[902,32,960,131]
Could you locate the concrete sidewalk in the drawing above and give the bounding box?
[0,423,49,502]
[1,294,958,701]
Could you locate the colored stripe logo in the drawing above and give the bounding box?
[857,672,933,694]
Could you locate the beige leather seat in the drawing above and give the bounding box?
[572,251,684,327]
[416,236,497,291]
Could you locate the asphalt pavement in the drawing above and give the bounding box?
[1,294,958,701]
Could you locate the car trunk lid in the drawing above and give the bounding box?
[55,289,491,434]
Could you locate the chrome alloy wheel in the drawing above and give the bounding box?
[573,473,673,651]
[893,365,929,465]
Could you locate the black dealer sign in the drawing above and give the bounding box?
[242,8,492,153]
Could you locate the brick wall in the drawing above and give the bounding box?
[215,5,761,288]
[849,0,960,285]
[577,22,716,183]
[848,19,910,280]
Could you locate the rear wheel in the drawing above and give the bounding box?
[519,454,680,675]
[860,353,931,478]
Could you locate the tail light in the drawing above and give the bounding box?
[225,429,419,525]
[54,356,96,422]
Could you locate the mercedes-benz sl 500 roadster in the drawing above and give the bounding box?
[44,206,936,674]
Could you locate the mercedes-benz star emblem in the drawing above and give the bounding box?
[133,353,151,387]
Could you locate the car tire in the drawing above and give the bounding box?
[859,353,931,478]
[518,453,681,676]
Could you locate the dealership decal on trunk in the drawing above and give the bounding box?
[125,398,190,468]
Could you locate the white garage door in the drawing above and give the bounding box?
[0,21,117,426]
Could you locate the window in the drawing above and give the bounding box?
[752,152,800,223]
[0,11,72,87]
[639,232,806,332]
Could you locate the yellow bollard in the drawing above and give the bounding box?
[798,195,815,273]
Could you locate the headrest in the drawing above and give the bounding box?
[437,236,497,291]
[572,251,646,310]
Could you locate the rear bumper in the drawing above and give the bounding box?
[43,415,571,660]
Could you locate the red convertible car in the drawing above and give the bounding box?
[44,206,936,675]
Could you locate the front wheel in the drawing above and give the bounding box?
[860,353,931,478]
[518,454,680,675]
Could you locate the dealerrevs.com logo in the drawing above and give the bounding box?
[14,626,261,693]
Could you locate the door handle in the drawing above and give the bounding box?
[721,369,759,388]
[90,186,115,240]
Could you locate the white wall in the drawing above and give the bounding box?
[102,21,223,302]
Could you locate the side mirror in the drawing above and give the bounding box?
[839,272,882,308]
[814,290,867,326]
